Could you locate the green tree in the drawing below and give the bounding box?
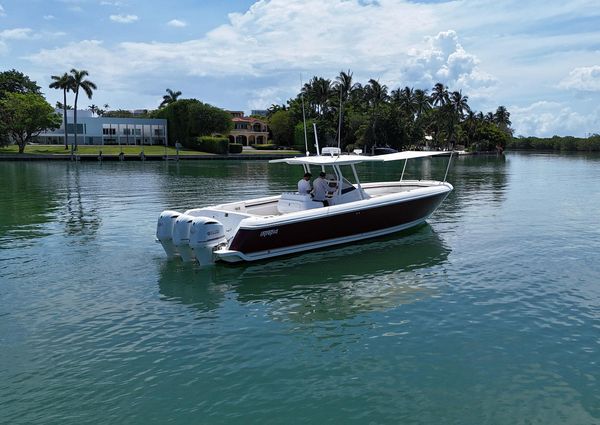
[160,89,182,108]
[103,109,136,118]
[0,93,61,153]
[69,69,97,151]
[0,69,42,98]
[473,122,510,151]
[430,82,448,107]
[154,99,232,147]
[49,72,73,149]
[363,79,388,149]
[0,69,43,145]
[335,70,356,102]
[269,109,294,146]
[494,106,512,136]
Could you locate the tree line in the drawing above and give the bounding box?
[267,71,513,153]
[0,68,97,154]
[507,135,600,152]
[0,68,232,153]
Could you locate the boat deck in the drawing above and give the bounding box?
[215,181,436,218]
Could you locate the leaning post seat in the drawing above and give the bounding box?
[277,193,323,213]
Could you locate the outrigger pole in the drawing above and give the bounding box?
[300,76,309,157]
[313,123,321,156]
[337,85,343,150]
[443,151,454,183]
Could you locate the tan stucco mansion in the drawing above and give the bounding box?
[227,111,270,146]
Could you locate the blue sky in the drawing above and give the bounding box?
[1,0,599,137]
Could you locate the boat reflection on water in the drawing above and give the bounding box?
[157,224,450,321]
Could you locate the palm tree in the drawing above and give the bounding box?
[494,106,512,135]
[364,79,388,109]
[364,79,388,148]
[49,72,73,149]
[463,110,479,148]
[449,90,470,120]
[88,104,98,116]
[335,70,356,102]
[160,89,181,108]
[430,82,449,107]
[69,69,97,151]
[413,89,431,119]
[56,101,73,110]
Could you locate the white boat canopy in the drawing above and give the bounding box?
[269,150,450,166]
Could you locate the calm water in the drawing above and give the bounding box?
[1,153,599,424]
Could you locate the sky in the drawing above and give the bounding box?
[1,0,599,137]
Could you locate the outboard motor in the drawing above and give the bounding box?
[156,210,181,258]
[172,214,195,262]
[189,217,227,265]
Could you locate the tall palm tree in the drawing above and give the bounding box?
[449,90,470,119]
[88,104,98,116]
[49,72,73,149]
[160,89,181,108]
[364,79,388,109]
[463,110,479,148]
[70,69,97,151]
[413,89,431,119]
[430,82,448,107]
[494,106,512,135]
[364,79,388,147]
[335,70,356,102]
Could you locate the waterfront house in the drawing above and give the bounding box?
[36,110,168,146]
[227,111,269,146]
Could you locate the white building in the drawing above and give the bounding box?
[36,110,168,146]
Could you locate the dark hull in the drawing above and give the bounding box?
[229,191,449,255]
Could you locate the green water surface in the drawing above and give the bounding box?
[1,153,599,424]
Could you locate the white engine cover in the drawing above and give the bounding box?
[189,217,227,265]
[172,214,195,262]
[156,210,181,258]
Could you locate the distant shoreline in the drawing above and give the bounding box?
[0,153,300,161]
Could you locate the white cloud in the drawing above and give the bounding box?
[558,66,600,92]
[45,0,442,79]
[0,4,5,17]
[43,15,55,20]
[511,101,599,137]
[0,28,34,40]
[109,14,138,24]
[167,19,187,28]
[402,30,496,93]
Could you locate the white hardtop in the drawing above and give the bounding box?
[269,150,450,166]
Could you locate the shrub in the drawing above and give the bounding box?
[229,143,243,154]
[252,143,277,150]
[192,136,229,155]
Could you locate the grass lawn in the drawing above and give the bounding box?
[0,144,211,156]
[237,149,301,155]
[0,144,302,157]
